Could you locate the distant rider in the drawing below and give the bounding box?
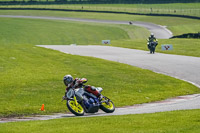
[147,33,158,54]
[63,75,102,100]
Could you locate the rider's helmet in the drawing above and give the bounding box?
[63,75,73,86]
[150,33,154,37]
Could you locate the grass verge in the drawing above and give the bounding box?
[0,109,200,133]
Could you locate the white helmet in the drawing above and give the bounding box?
[63,75,73,86]
[151,33,154,37]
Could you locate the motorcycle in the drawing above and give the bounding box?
[147,40,158,54]
[63,86,115,116]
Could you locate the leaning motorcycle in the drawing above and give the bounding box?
[63,87,115,116]
[147,40,158,54]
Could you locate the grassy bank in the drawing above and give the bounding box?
[0,10,199,36]
[0,18,127,45]
[0,109,200,133]
[0,17,199,117]
[0,17,149,45]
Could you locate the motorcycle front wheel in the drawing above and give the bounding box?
[67,100,84,116]
[100,97,115,113]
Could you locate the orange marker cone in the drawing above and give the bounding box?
[41,104,45,111]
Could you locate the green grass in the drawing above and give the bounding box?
[0,3,200,17]
[0,109,200,133]
[0,15,199,57]
[0,17,199,117]
[0,18,128,45]
[111,39,200,57]
[0,17,149,45]
[1,43,198,117]
[0,10,199,36]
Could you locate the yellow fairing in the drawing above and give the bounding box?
[69,101,84,113]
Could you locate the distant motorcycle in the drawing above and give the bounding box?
[63,86,115,116]
[147,40,158,54]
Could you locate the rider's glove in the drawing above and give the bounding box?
[62,92,68,100]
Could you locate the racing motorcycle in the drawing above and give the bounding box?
[147,40,158,54]
[63,86,115,116]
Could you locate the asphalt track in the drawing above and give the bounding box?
[0,15,199,123]
[0,15,173,39]
[1,94,200,123]
[38,45,200,88]
[2,45,197,123]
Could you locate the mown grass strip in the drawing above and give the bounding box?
[0,109,200,133]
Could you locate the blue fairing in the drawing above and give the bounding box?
[83,92,100,112]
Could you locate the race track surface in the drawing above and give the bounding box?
[1,94,200,123]
[0,15,173,39]
[38,45,200,88]
[0,15,199,123]
[1,45,199,123]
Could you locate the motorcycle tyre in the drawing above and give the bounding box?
[67,100,84,116]
[149,49,152,53]
[100,99,115,113]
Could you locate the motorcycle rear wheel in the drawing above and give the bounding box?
[100,97,115,113]
[67,100,84,116]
